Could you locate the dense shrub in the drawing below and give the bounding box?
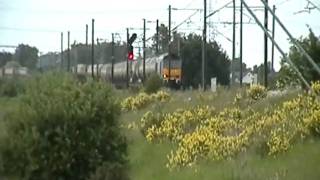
[121,91,170,111]
[89,162,129,180]
[0,72,127,180]
[144,73,163,94]
[247,85,267,101]
[0,77,25,97]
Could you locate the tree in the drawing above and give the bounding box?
[0,52,13,67]
[252,62,271,85]
[13,44,39,69]
[231,57,250,83]
[152,24,169,54]
[277,29,320,87]
[178,34,230,87]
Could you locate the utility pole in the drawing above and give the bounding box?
[202,0,207,90]
[61,32,63,70]
[96,38,99,78]
[260,0,320,76]
[271,5,276,72]
[111,33,115,82]
[178,38,181,57]
[264,0,268,88]
[67,31,70,72]
[91,19,95,78]
[232,0,236,85]
[86,24,88,46]
[143,19,146,81]
[240,0,243,87]
[126,28,129,88]
[168,5,172,82]
[241,0,310,89]
[156,19,159,54]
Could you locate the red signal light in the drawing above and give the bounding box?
[128,52,134,61]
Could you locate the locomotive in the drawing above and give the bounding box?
[74,53,182,86]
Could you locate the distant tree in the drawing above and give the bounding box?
[231,57,250,83]
[178,34,230,87]
[252,62,271,85]
[68,42,127,66]
[13,44,39,69]
[152,24,169,54]
[277,29,320,87]
[0,52,13,67]
[70,44,91,65]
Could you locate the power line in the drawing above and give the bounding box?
[213,29,232,42]
[1,8,166,15]
[172,10,200,32]
[275,0,293,6]
[0,26,61,33]
[183,0,198,9]
[0,26,128,36]
[207,1,233,18]
[304,0,320,12]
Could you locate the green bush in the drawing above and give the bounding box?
[139,111,164,136]
[0,72,127,180]
[144,73,163,94]
[0,77,25,97]
[89,162,129,180]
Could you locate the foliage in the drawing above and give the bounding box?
[0,52,13,67]
[152,24,169,54]
[39,52,60,71]
[179,34,231,87]
[88,162,129,180]
[13,44,39,69]
[144,106,216,143]
[121,91,170,111]
[0,77,25,97]
[252,62,272,85]
[144,73,163,94]
[0,72,128,180]
[277,29,320,88]
[247,85,267,101]
[130,86,320,170]
[311,81,320,95]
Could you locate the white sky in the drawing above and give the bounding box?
[0,0,320,71]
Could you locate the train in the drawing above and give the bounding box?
[74,53,182,87]
[0,54,182,88]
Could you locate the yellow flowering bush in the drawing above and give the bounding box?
[121,91,170,111]
[144,106,216,143]
[131,89,320,169]
[233,93,242,105]
[311,81,320,95]
[247,85,267,100]
[151,90,171,102]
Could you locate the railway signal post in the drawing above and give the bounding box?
[127,30,137,87]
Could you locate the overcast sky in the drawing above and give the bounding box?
[0,0,319,71]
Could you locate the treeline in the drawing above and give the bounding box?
[0,44,38,69]
[41,42,128,71]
